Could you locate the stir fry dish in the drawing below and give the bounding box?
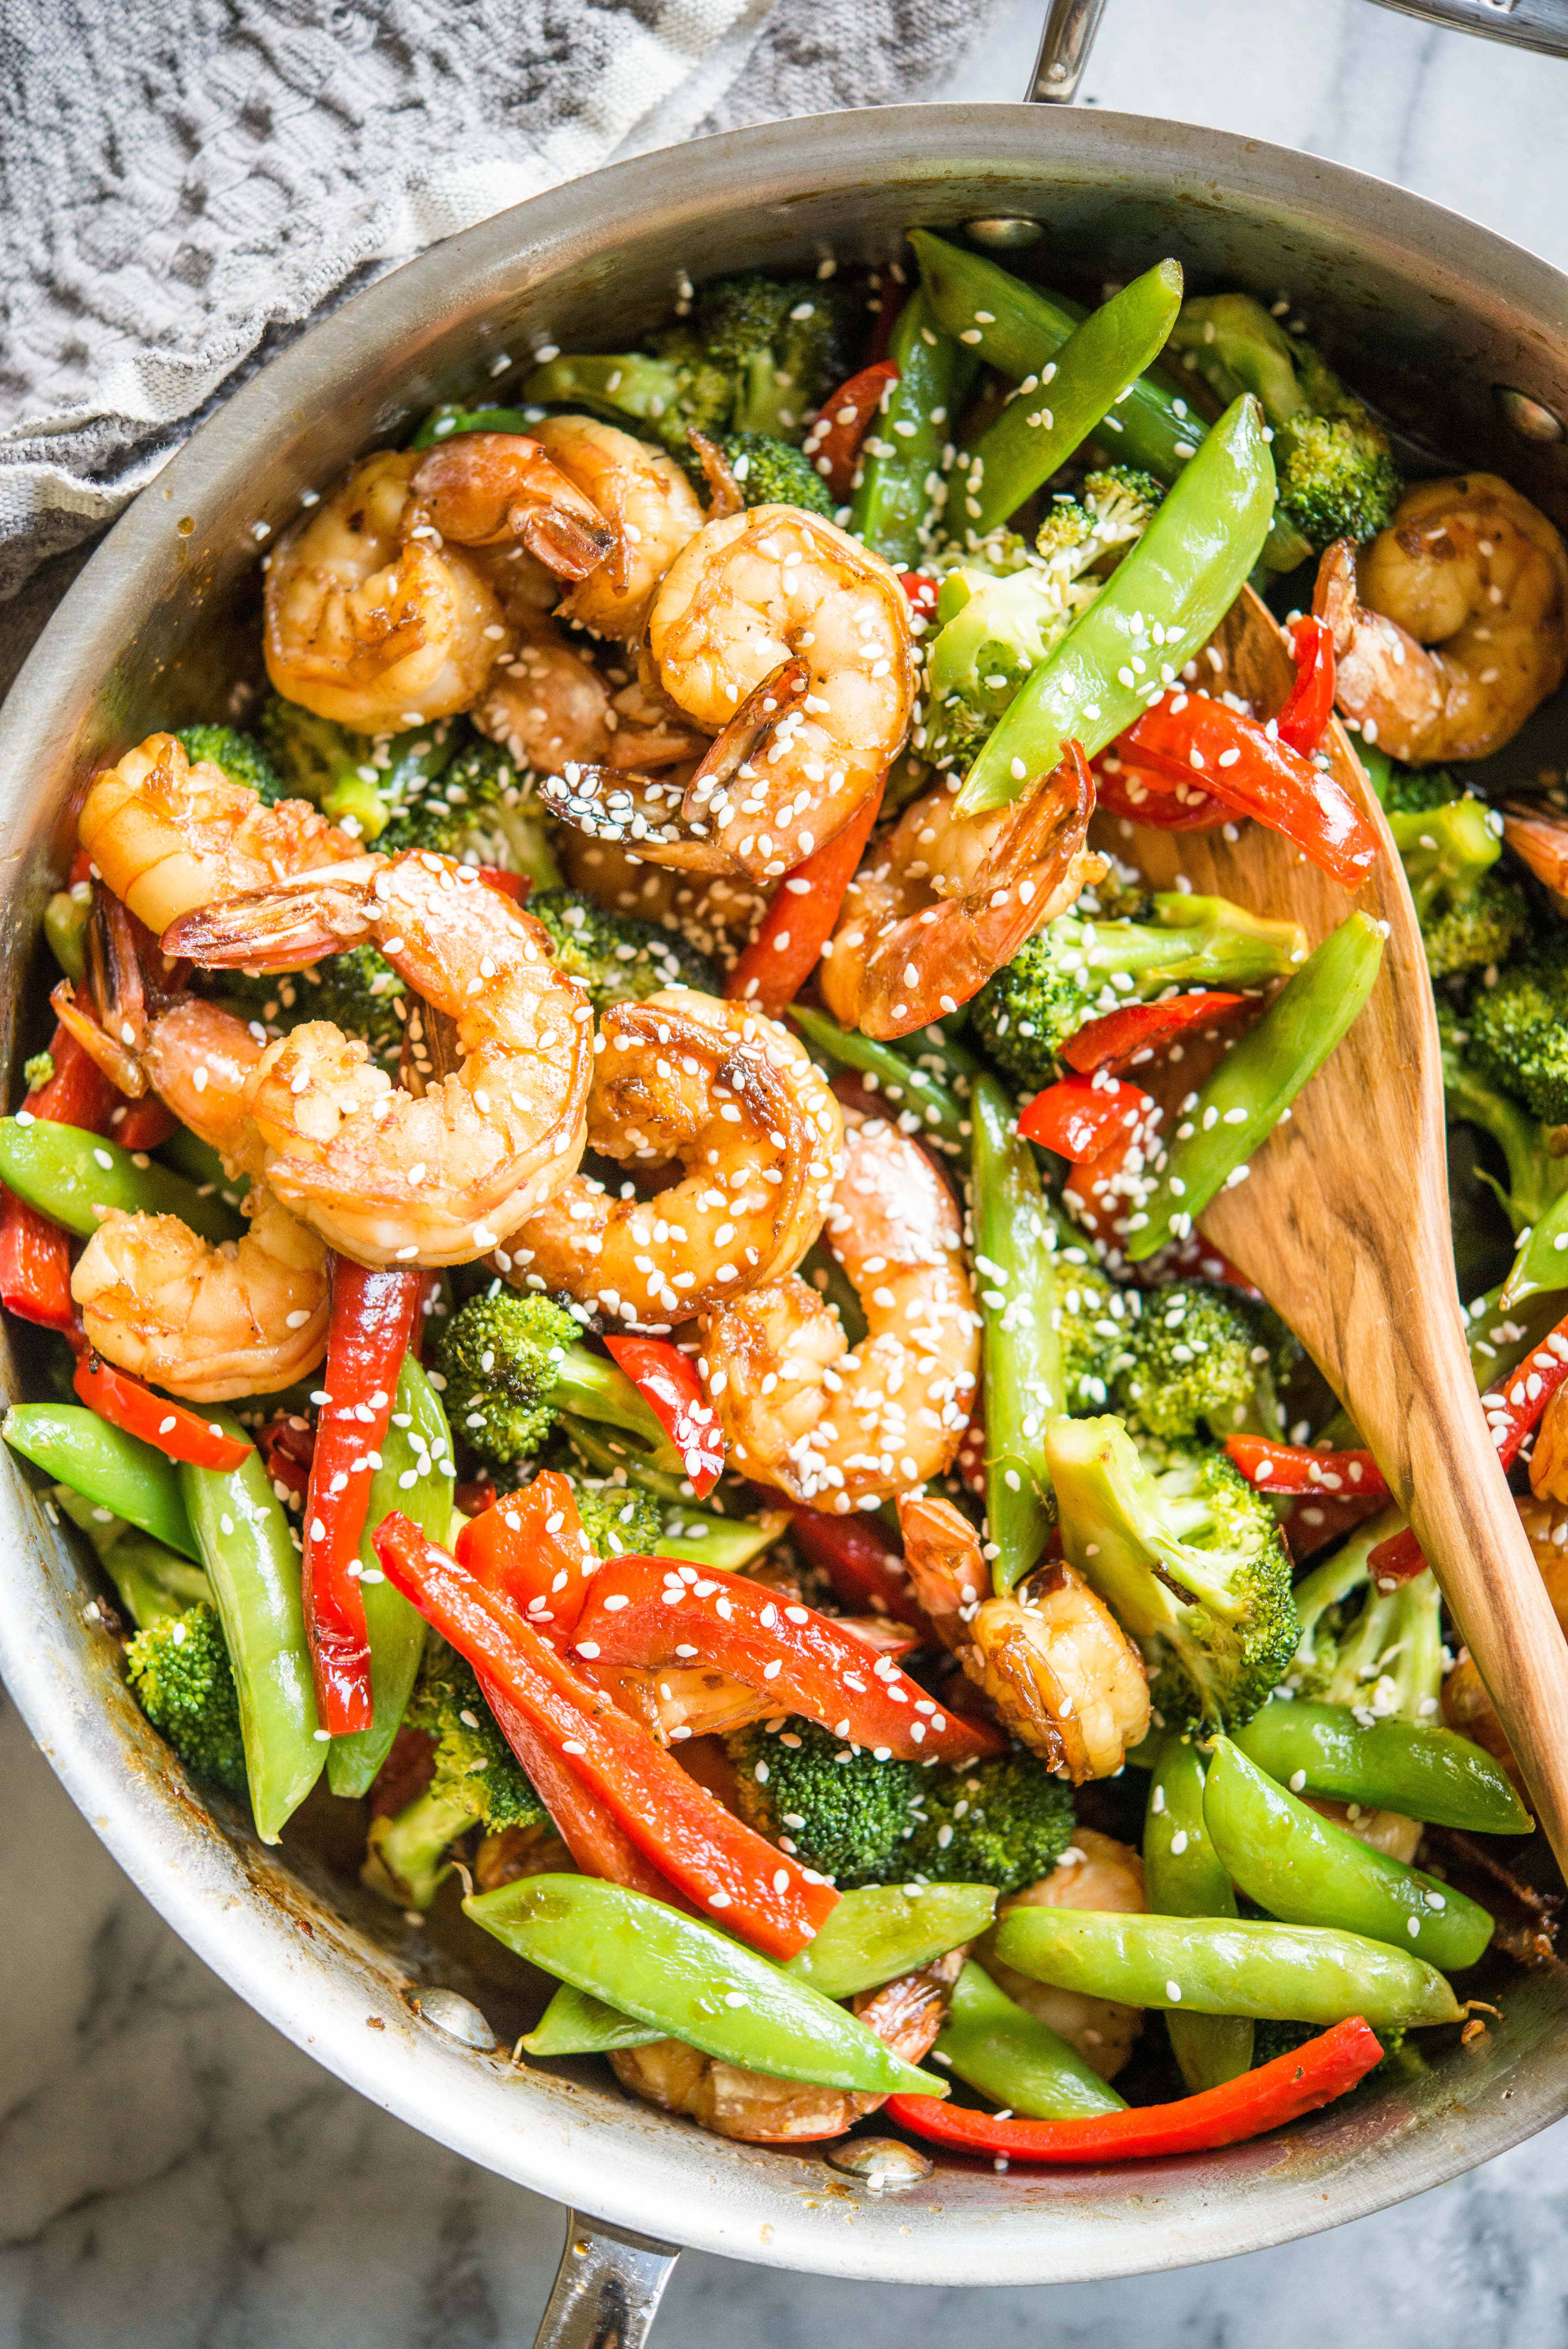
[12,231,1568,2170]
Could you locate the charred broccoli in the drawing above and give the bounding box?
[126,1601,247,1797]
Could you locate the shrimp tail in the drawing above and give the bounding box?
[687,428,745,518]
[162,855,383,970]
[409,435,615,580]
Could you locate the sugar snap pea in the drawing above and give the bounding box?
[5,1403,200,1558]
[1143,1737,1254,2091]
[933,1960,1124,2119]
[0,1118,243,1245]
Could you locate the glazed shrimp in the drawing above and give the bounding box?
[701,1113,980,1511]
[264,438,614,730]
[475,625,711,777]
[71,1185,330,1403]
[163,850,593,1267]
[543,506,916,884]
[898,1493,1151,1781]
[980,1831,1147,2081]
[77,734,362,938]
[821,749,1102,1040]
[508,989,841,1330]
[528,415,704,642]
[1314,474,1568,764]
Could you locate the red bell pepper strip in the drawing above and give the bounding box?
[1366,1528,1430,1589]
[802,360,900,500]
[1093,753,1230,832]
[303,1259,423,1736]
[864,275,908,367]
[478,1672,691,1906]
[475,866,532,905]
[1225,1436,1390,1502]
[0,1025,124,1330]
[456,1469,598,1640]
[725,780,886,1020]
[1121,691,1378,890]
[258,1412,314,1501]
[372,1513,838,1959]
[572,1558,1005,1763]
[108,1096,180,1150]
[73,1352,253,1470]
[788,1506,934,1634]
[1017,1076,1153,1162]
[887,2016,1383,2164]
[602,1335,723,1496]
[1060,994,1249,1078]
[900,572,940,624]
[1276,615,1337,756]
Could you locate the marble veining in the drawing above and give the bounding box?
[5,4,1568,2340]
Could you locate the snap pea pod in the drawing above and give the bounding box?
[45,887,90,982]
[154,1123,247,1205]
[1143,1738,1254,2092]
[652,1506,789,1571]
[971,1073,1060,1594]
[476,1876,945,2094]
[957,396,1276,816]
[326,1357,453,1798]
[848,288,979,565]
[411,403,541,448]
[993,1906,1463,2033]
[1203,1737,1493,1972]
[1127,912,1385,1263]
[5,1404,200,1558]
[0,1118,244,1245]
[933,1959,1124,2118]
[959,261,1183,539]
[1234,1699,1530,1836]
[526,1882,998,2055]
[179,1410,323,1842]
[791,1004,968,1149]
[1503,1188,1568,1310]
[50,1485,211,1625]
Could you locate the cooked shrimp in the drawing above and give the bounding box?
[980,1831,1146,2081]
[77,734,361,939]
[529,415,704,642]
[474,626,711,778]
[264,438,614,730]
[71,1185,329,1403]
[701,1113,980,1510]
[543,506,916,884]
[163,850,592,1267]
[610,1953,960,2143]
[507,989,841,1330]
[898,1494,1150,1781]
[557,832,768,973]
[1315,474,1568,764]
[821,750,1102,1040]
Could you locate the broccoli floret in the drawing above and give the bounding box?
[126,1601,247,1796]
[257,695,378,825]
[1286,1511,1443,1723]
[1109,1279,1294,1442]
[971,895,1305,1093]
[175,724,285,806]
[369,1643,547,1907]
[728,1718,1073,1893]
[435,1290,678,1472]
[1438,996,1568,1239]
[1048,1212,1140,1411]
[721,431,836,517]
[211,941,407,1064]
[529,887,718,1013]
[925,562,1098,756]
[1168,294,1400,554]
[687,272,859,440]
[1466,931,1568,1126]
[1048,1417,1298,1729]
[567,1474,665,1559]
[522,339,733,457]
[260,698,536,857]
[1035,468,1164,571]
[1371,763,1529,979]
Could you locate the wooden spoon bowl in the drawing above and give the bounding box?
[1101,585,1568,1871]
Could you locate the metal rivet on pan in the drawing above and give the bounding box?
[1495,386,1565,445]
[412,1987,497,2049]
[825,2136,934,2189]
[965,217,1045,250]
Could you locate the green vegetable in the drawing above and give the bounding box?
[791,1005,968,1151]
[367,1641,548,1908]
[721,432,835,517]
[411,405,542,449]
[45,886,91,982]
[5,1405,200,1558]
[850,289,978,564]
[956,396,1275,816]
[1286,1507,1444,1725]
[970,893,1303,1095]
[932,1959,1126,2118]
[327,1357,454,1798]
[178,1410,323,1842]
[1437,1004,1568,1302]
[174,724,285,805]
[1468,930,1568,1129]
[645,1505,784,1572]
[377,734,557,880]
[1109,1277,1294,1444]
[1051,1217,1139,1412]
[126,1600,248,1796]
[1233,1698,1531,1835]
[435,1290,679,1474]
[993,1905,1463,2033]
[474,1874,945,2095]
[1127,912,1386,1262]
[1143,1736,1254,2091]
[1371,763,1527,978]
[728,1716,1073,1893]
[0,1118,244,1245]
[50,1485,211,1626]
[1048,1417,1297,1730]
[1203,1735,1493,1972]
[971,1072,1060,1593]
[529,888,718,1014]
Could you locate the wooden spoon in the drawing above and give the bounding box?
[1105,585,1568,1873]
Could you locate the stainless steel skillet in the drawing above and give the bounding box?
[3,96,1568,2342]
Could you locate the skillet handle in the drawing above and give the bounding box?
[531,2213,681,2349]
[1363,0,1568,59]
[1025,0,1110,101]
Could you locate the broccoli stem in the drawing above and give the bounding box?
[517,355,685,441]
[970,1074,1060,1594]
[366,1780,483,1909]
[561,1415,694,1504]
[555,1346,684,1473]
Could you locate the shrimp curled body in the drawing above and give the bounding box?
[1315,474,1568,765]
[702,1114,980,1510]
[163,851,593,1269]
[509,990,843,1331]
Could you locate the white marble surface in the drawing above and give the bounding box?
[6,5,1568,2343]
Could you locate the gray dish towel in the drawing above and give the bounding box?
[0,0,1007,604]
